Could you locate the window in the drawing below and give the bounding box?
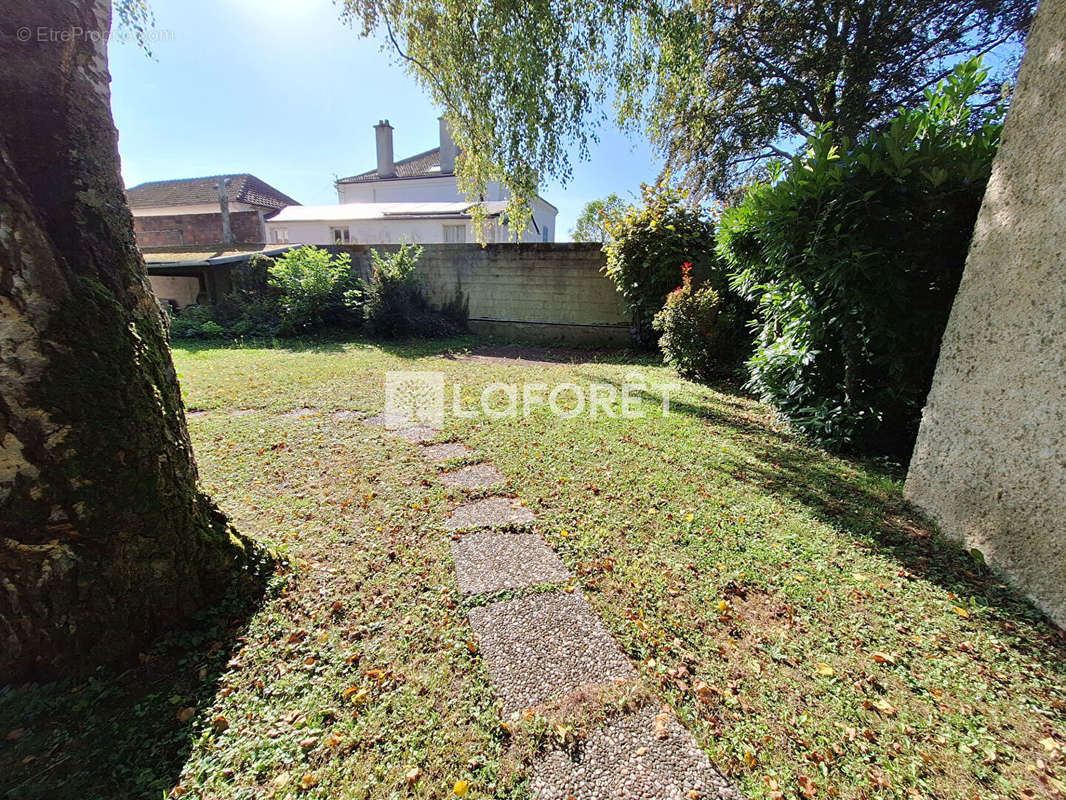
[330,226,351,244]
[443,224,466,243]
[271,228,289,244]
[542,225,551,243]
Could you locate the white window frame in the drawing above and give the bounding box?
[442,223,466,243]
[271,228,289,244]
[330,225,351,244]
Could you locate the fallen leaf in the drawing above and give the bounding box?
[798,775,817,798]
[952,606,970,618]
[273,771,291,787]
[176,706,196,724]
[816,663,834,677]
[871,652,896,665]
[453,779,470,796]
[5,728,25,741]
[653,710,671,739]
[300,772,317,790]
[405,767,422,784]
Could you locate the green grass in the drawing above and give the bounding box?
[1,336,1063,800]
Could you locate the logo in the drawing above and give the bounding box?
[384,371,445,428]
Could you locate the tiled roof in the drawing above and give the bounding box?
[126,174,300,210]
[336,148,444,184]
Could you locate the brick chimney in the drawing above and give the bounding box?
[439,116,457,174]
[375,120,395,178]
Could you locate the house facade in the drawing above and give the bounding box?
[127,173,299,247]
[265,119,558,246]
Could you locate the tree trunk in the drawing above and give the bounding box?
[0,0,246,681]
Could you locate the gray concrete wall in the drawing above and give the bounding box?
[334,243,631,346]
[905,0,1066,626]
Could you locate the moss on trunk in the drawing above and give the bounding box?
[0,0,248,681]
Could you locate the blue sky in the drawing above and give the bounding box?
[107,0,664,240]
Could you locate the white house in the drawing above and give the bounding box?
[265,119,558,246]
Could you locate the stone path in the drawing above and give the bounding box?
[363,411,741,799]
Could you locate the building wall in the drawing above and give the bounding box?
[148,275,202,308]
[335,243,630,345]
[338,176,508,203]
[133,209,264,246]
[905,0,1066,626]
[268,211,553,246]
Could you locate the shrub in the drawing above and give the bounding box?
[268,246,359,333]
[653,265,742,381]
[362,242,466,339]
[603,183,723,346]
[169,304,217,339]
[231,253,275,299]
[717,59,1002,456]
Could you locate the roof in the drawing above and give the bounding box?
[336,148,445,184]
[268,201,510,223]
[126,174,300,211]
[142,245,292,267]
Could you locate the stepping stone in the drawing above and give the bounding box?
[331,410,360,422]
[231,408,257,416]
[440,463,506,489]
[421,442,473,462]
[445,497,535,530]
[452,531,571,594]
[186,410,207,418]
[531,705,742,800]
[467,591,635,715]
[282,406,315,418]
[395,425,438,443]
[361,412,408,427]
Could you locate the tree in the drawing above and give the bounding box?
[0,0,247,681]
[570,193,627,242]
[342,0,1034,208]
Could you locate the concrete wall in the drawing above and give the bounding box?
[148,275,201,308]
[905,0,1066,626]
[334,243,630,346]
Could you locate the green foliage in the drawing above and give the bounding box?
[341,0,1032,211]
[169,304,218,339]
[269,246,360,333]
[230,254,275,300]
[571,193,627,242]
[718,59,1003,455]
[362,242,467,339]
[653,267,743,382]
[602,183,724,346]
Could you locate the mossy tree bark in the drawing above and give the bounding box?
[0,0,246,681]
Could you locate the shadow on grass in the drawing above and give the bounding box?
[0,551,279,799]
[171,332,481,359]
[172,332,653,366]
[593,373,1066,666]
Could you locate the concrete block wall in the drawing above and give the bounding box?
[333,243,631,346]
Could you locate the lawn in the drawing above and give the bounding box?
[2,337,1063,800]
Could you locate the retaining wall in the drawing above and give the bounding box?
[333,243,631,346]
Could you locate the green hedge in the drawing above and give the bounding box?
[717,59,1002,456]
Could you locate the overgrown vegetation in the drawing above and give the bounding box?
[717,60,1002,455]
[268,247,362,333]
[2,340,1061,799]
[361,242,466,339]
[603,183,738,346]
[653,264,745,381]
[168,245,464,342]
